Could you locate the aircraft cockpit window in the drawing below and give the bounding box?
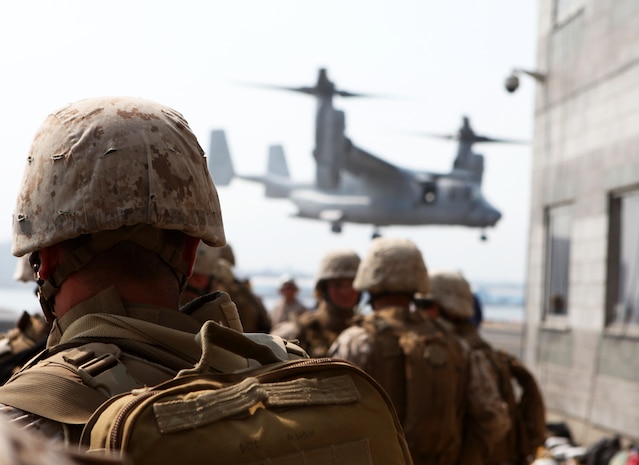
[421,182,437,204]
[449,186,473,201]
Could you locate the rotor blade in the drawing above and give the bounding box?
[406,131,457,141]
[335,90,378,98]
[234,81,318,96]
[237,79,396,98]
[408,131,528,145]
[472,135,529,145]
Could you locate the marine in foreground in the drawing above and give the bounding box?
[0,97,412,465]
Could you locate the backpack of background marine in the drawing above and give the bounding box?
[80,321,413,465]
[493,350,547,464]
[509,352,546,459]
[358,310,467,464]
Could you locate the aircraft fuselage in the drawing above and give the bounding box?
[288,174,501,228]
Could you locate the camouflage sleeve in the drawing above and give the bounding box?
[327,326,372,370]
[459,349,512,465]
[0,404,65,443]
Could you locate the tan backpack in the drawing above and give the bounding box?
[358,310,467,465]
[466,331,546,465]
[79,320,413,465]
[502,350,547,463]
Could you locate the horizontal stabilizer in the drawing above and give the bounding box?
[208,130,234,186]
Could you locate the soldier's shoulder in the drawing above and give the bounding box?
[334,324,370,343]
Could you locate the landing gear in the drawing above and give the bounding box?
[372,227,382,239]
[480,229,487,241]
[331,222,342,233]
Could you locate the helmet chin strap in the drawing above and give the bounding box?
[28,251,55,323]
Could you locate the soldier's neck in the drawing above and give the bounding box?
[53,274,179,318]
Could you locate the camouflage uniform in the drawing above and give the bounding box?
[270,277,308,326]
[0,311,50,384]
[0,410,125,465]
[329,238,510,465]
[272,249,360,357]
[216,244,272,333]
[429,270,545,465]
[0,97,301,444]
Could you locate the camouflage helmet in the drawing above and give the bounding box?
[212,259,235,285]
[192,243,234,285]
[429,269,474,319]
[353,237,429,294]
[314,249,361,290]
[192,243,222,276]
[12,96,225,257]
[219,243,236,267]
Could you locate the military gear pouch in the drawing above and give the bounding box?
[80,321,413,465]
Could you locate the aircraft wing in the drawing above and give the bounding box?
[343,142,405,181]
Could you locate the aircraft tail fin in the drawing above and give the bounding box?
[265,145,291,198]
[267,145,289,178]
[208,129,235,186]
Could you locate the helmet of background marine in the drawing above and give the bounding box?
[428,269,474,319]
[314,249,360,291]
[353,237,429,295]
[13,255,34,283]
[192,243,234,285]
[12,97,225,316]
[218,243,236,267]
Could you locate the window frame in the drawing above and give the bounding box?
[606,188,639,328]
[543,203,574,323]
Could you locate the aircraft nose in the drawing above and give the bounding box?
[490,208,502,225]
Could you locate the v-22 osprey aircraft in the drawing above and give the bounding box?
[209,68,522,240]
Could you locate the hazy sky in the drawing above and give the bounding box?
[0,0,537,283]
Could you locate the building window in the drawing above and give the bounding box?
[607,190,639,325]
[544,204,573,318]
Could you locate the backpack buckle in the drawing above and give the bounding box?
[78,353,140,397]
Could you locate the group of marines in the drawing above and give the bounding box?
[0,96,544,465]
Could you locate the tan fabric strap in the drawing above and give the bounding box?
[60,313,252,373]
[0,371,107,424]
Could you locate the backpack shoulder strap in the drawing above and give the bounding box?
[0,341,145,424]
[180,291,243,332]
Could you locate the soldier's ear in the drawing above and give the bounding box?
[183,236,200,277]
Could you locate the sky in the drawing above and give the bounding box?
[0,0,538,284]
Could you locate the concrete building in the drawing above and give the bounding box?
[524,0,639,444]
